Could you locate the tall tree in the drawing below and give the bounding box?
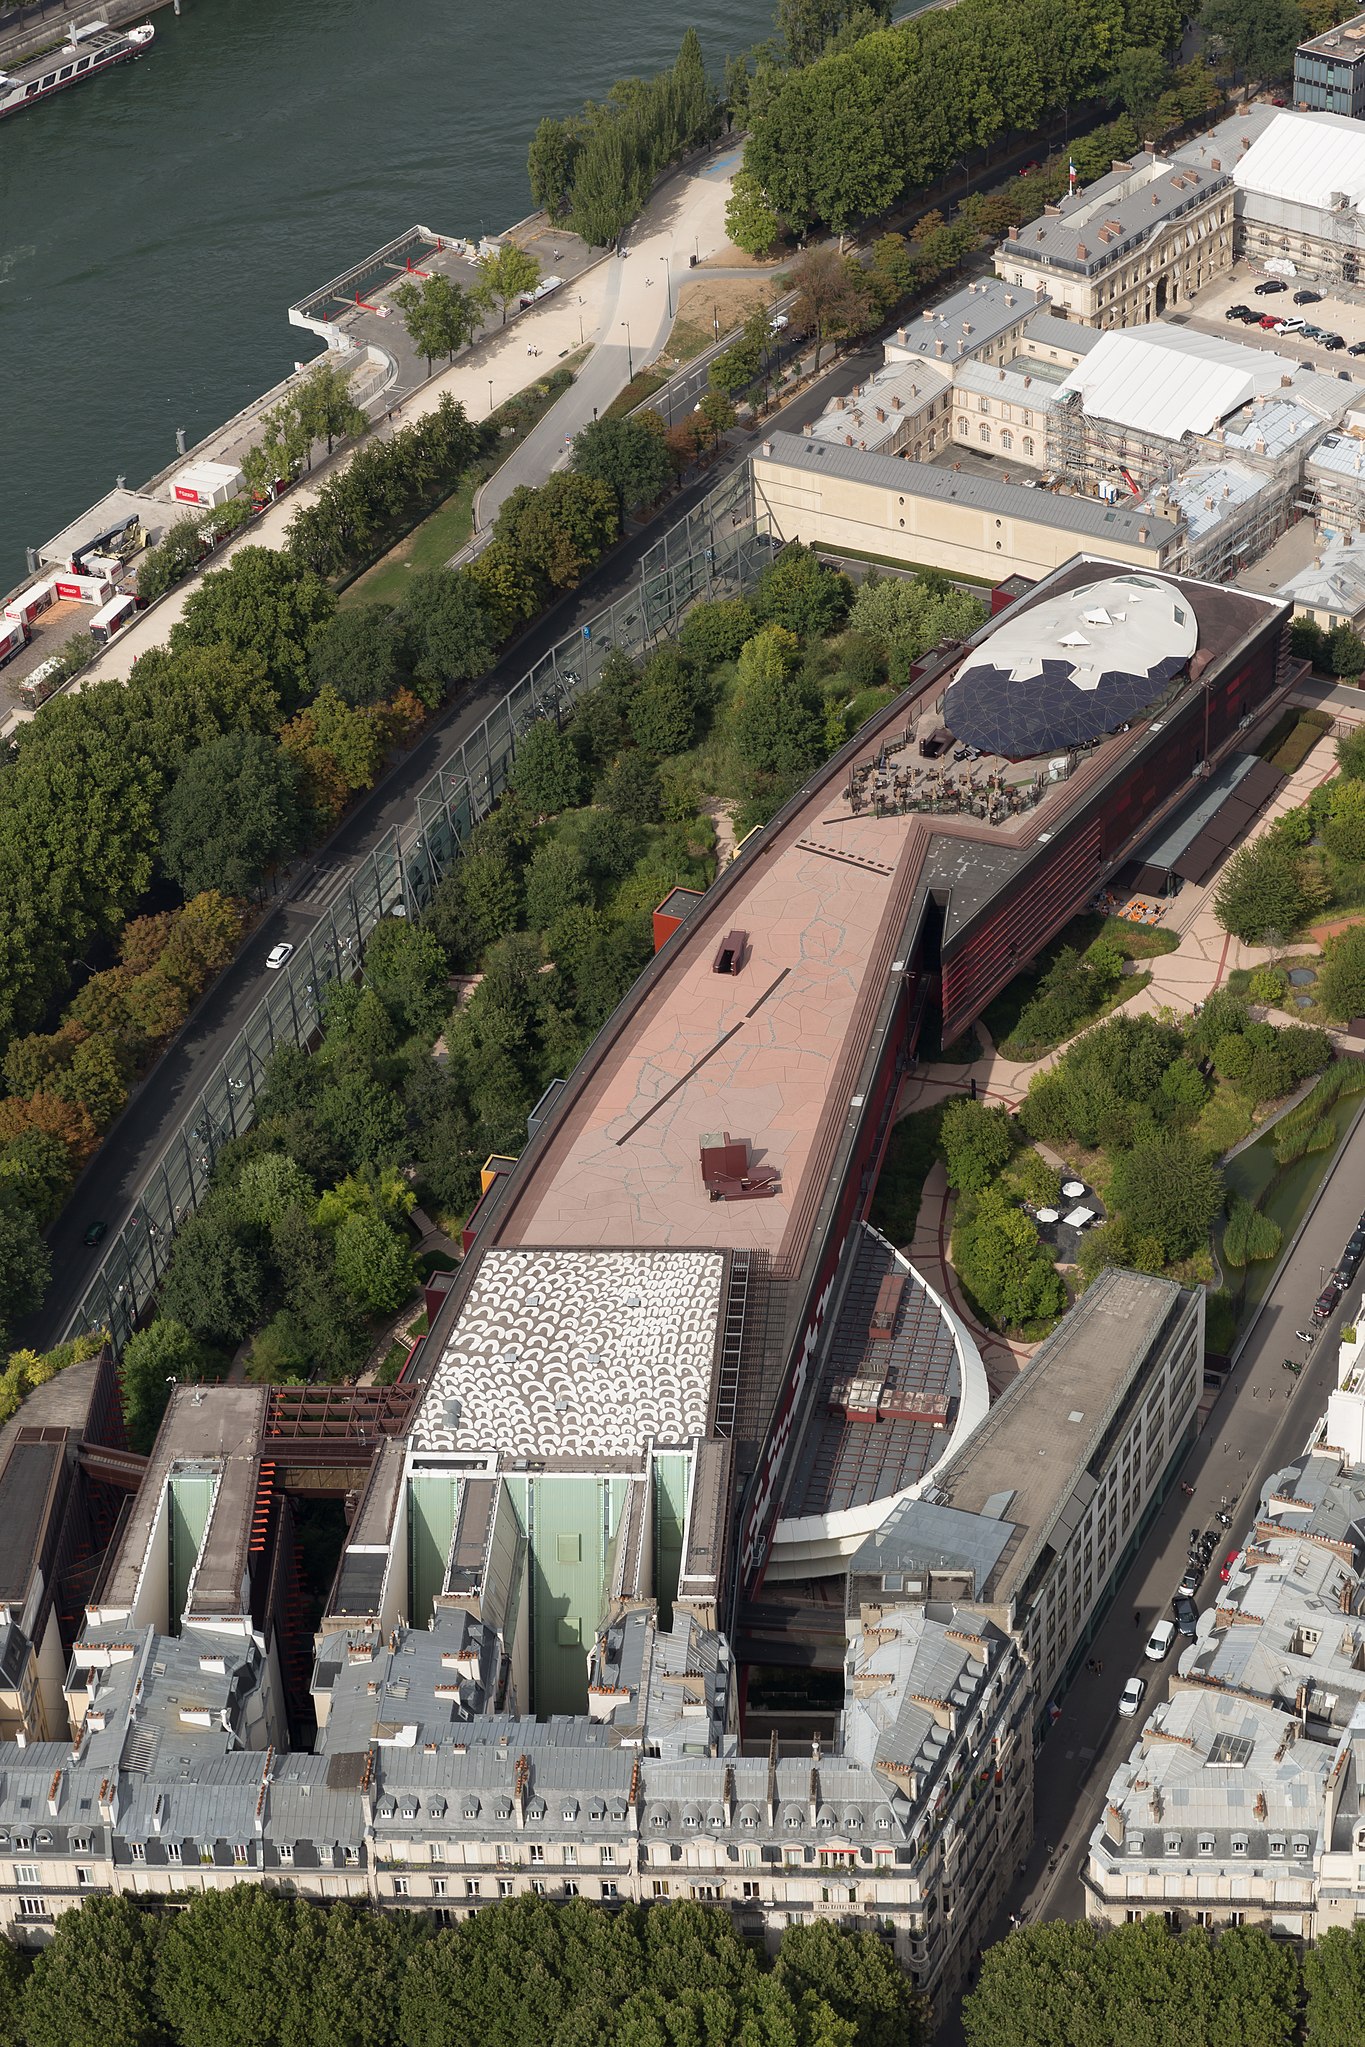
[494,474,619,590]
[400,569,495,697]
[789,245,873,363]
[171,547,335,710]
[1201,0,1303,77]
[22,1895,162,2047]
[571,414,673,517]
[159,731,304,897]
[392,273,480,374]
[475,244,543,324]
[527,115,582,221]
[119,1317,217,1452]
[776,0,891,65]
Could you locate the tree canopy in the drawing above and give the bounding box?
[963,1916,1299,2047]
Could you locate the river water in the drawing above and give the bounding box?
[0,0,774,582]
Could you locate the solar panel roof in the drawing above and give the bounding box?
[943,574,1198,760]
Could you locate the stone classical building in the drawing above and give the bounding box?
[994,153,1233,328]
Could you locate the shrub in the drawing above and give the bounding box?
[1010,1147,1063,1209]
[1222,1196,1282,1268]
[1247,965,1289,1005]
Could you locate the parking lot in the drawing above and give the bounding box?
[1183,262,1365,382]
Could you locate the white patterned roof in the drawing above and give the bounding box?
[412,1249,725,1458]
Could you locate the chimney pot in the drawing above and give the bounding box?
[1139,525,1149,541]
[844,434,854,446]
[762,440,772,456]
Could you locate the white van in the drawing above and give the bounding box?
[1145,1618,1176,1661]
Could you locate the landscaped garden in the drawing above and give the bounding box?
[48,547,991,1412]
[1213,724,1365,1017]
[874,997,1352,1345]
[979,912,1179,1061]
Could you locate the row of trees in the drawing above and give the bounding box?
[730,0,1185,243]
[0,1889,928,2047]
[119,917,452,1434]
[962,1911,1362,2047]
[527,30,721,248]
[0,385,654,1332]
[285,395,483,582]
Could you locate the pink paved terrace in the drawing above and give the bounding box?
[504,802,930,1262]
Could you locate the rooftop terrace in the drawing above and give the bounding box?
[483,564,1283,1282]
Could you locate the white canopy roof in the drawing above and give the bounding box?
[1234,107,1365,212]
[1057,326,1297,442]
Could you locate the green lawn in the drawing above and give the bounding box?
[980,912,1177,1051]
[341,354,587,608]
[341,479,481,607]
[869,1103,945,1247]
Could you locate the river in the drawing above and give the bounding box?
[0,0,775,582]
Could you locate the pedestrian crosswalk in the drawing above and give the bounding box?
[290,858,355,914]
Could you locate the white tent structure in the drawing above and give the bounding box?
[1234,107,1365,213]
[1057,327,1298,443]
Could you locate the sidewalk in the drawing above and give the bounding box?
[63,148,744,691]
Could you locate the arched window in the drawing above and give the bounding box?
[1023,437,1034,457]
[1001,430,1013,450]
[957,416,969,436]
[979,423,991,443]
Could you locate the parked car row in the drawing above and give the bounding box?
[1310,1217,1365,1324]
[1225,299,1355,351]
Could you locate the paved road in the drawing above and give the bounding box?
[937,1098,1365,2041]
[22,348,879,1351]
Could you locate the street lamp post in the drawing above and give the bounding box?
[659,257,673,318]
[621,321,633,379]
[487,377,494,417]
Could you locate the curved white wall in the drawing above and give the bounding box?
[765,1237,990,1582]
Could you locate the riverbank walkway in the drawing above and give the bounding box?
[63,144,751,690]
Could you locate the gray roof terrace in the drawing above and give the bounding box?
[929,1269,1188,1605]
[999,152,1229,279]
[92,1385,268,1623]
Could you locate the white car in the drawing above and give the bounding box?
[1118,1675,1147,1718]
[1144,1619,1176,1661]
[769,312,790,332]
[265,942,294,971]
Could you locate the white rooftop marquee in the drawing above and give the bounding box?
[1057,326,1297,442]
